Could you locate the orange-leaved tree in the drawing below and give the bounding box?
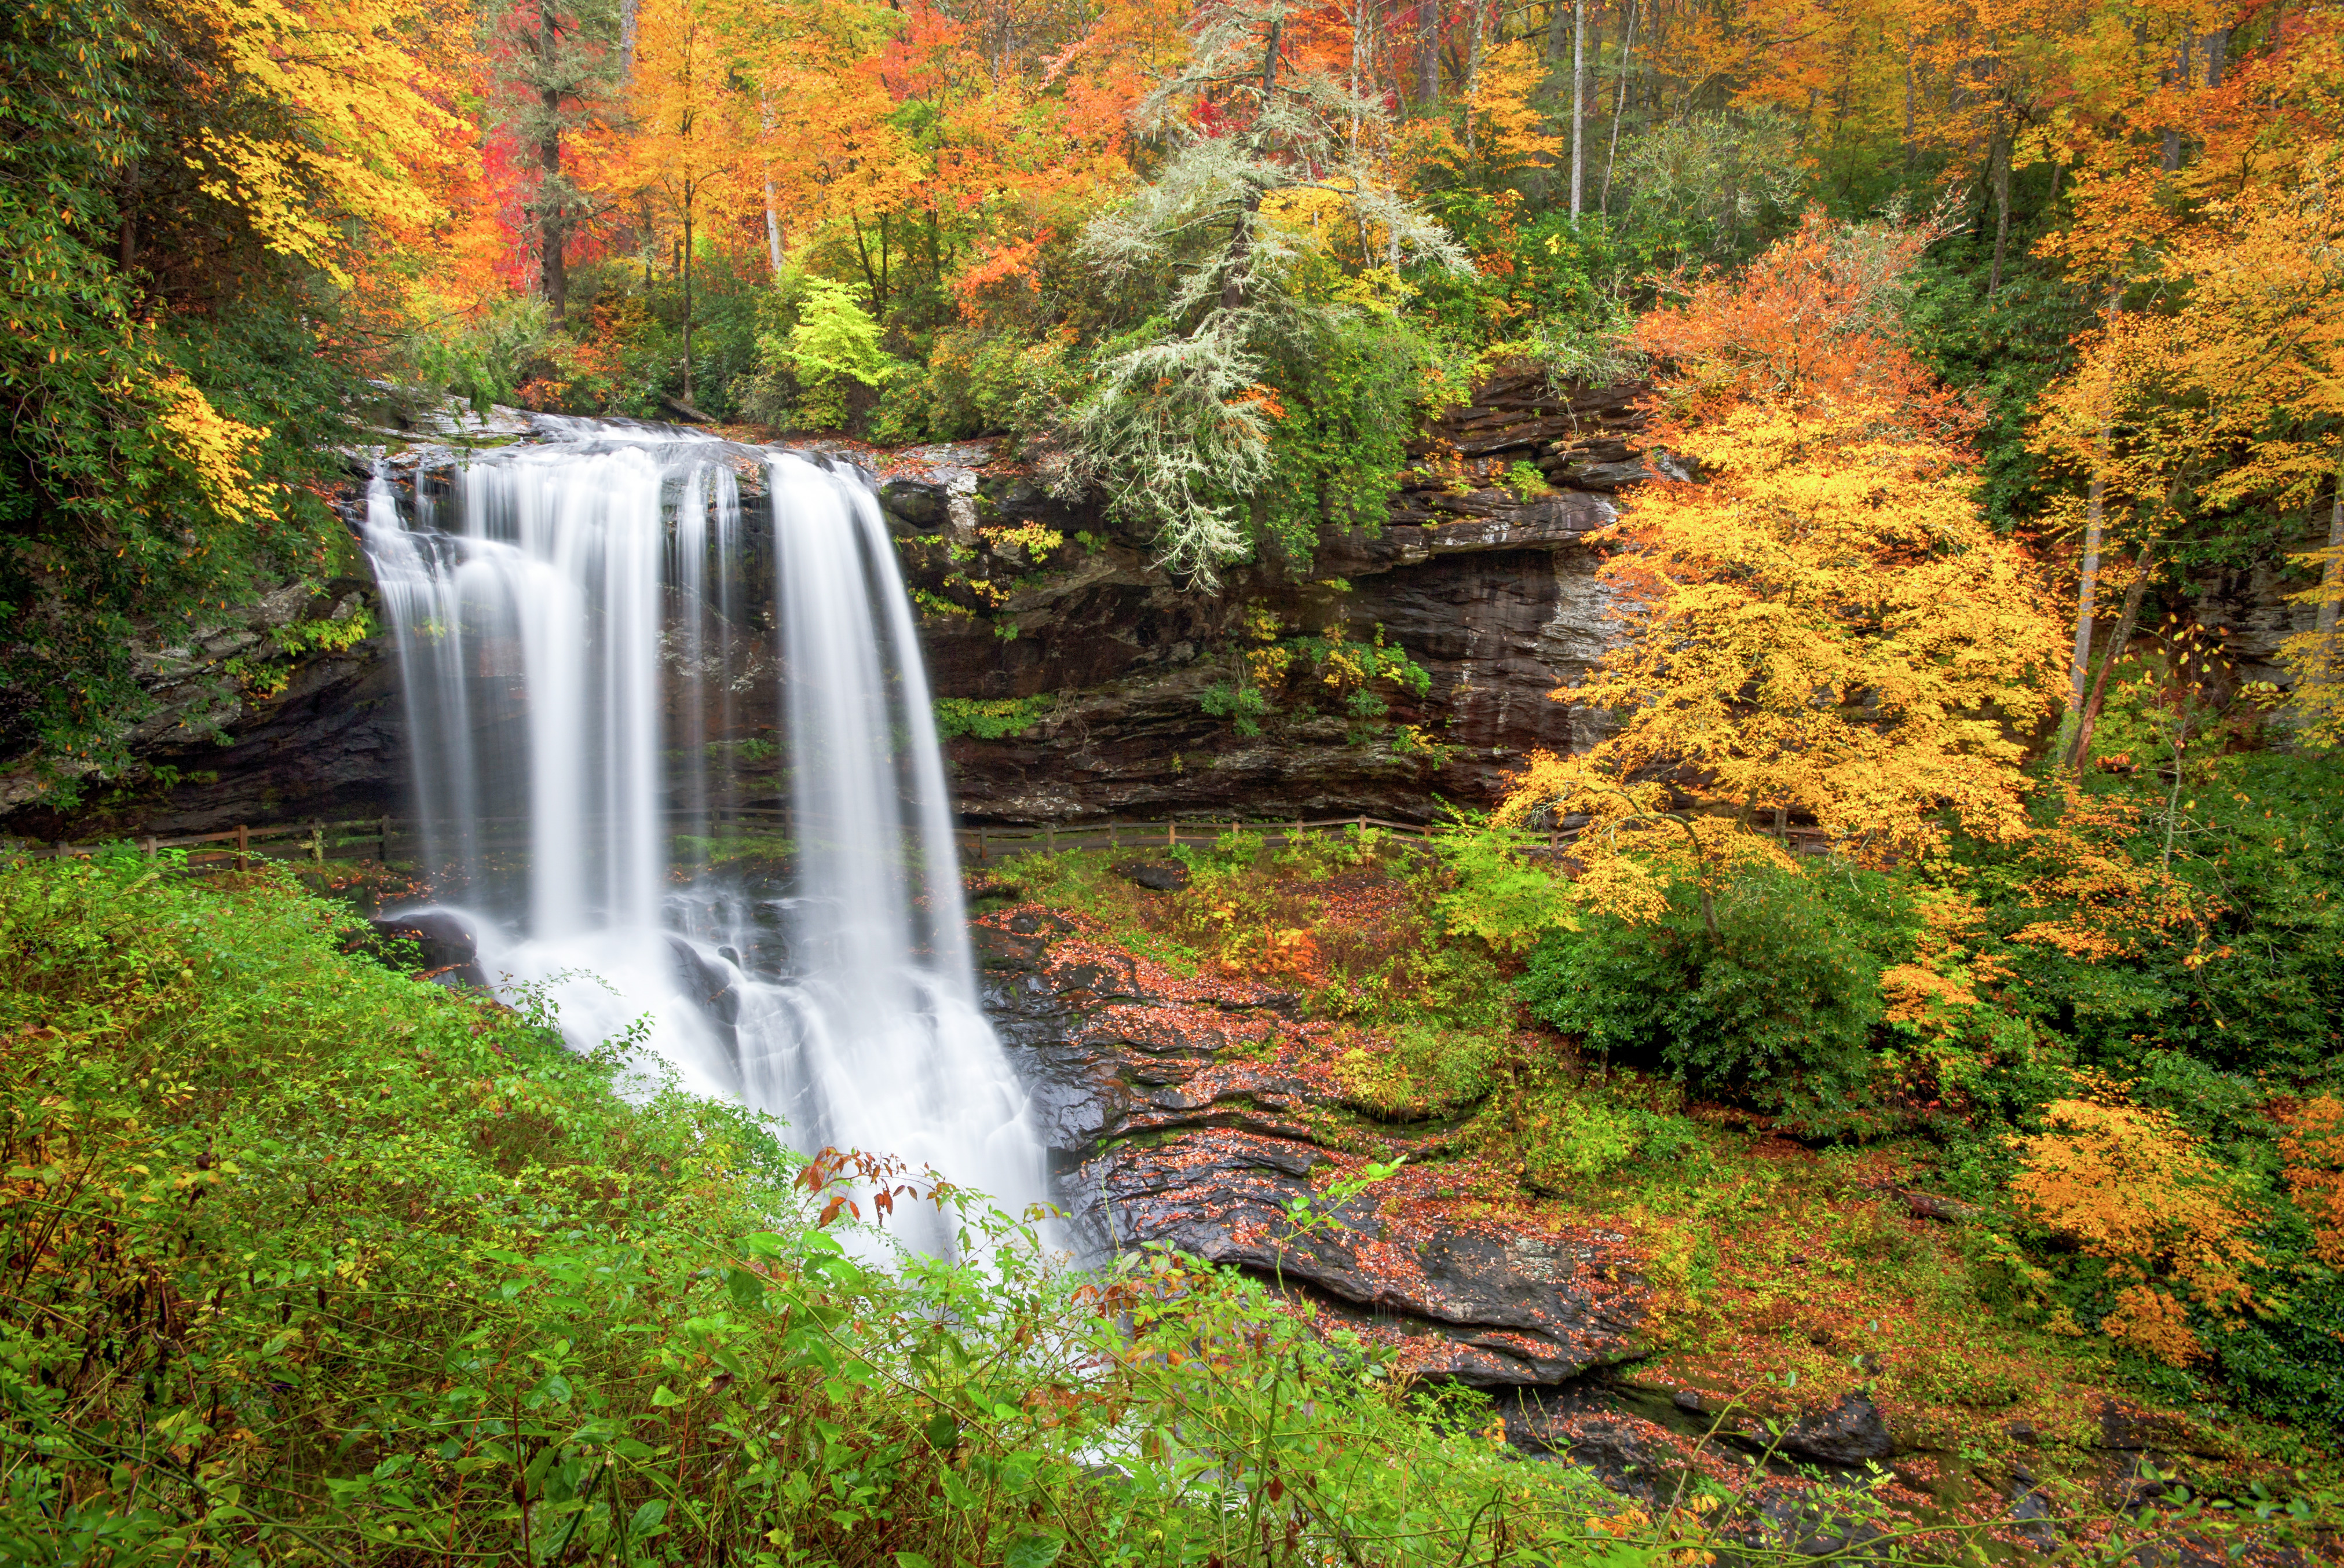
[2011,1085,2264,1365]
[2034,8,2344,750]
[1498,213,2064,924]
[2280,1095,2344,1270]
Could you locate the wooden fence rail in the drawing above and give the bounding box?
[3,809,1590,875]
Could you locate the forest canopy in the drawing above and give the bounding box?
[5,0,2343,770]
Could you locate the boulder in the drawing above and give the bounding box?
[1111,859,1189,892]
[360,910,489,990]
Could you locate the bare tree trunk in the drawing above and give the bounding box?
[619,0,637,86]
[116,159,140,272]
[1570,0,1585,219]
[1222,16,1283,310]
[2066,434,2111,733]
[1602,0,1634,214]
[681,199,694,406]
[2067,543,2155,769]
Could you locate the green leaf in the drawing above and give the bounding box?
[1004,1533,1065,1568]
[726,1267,766,1309]
[922,1412,959,1452]
[628,1499,668,1537]
[650,1384,685,1408]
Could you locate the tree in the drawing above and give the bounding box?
[0,0,456,787]
[1066,0,1468,584]
[484,0,619,322]
[1498,215,2064,916]
[2036,22,2344,748]
[621,0,762,404]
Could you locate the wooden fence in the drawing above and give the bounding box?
[3,805,1581,875]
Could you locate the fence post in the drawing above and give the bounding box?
[379,815,391,863]
[977,825,987,864]
[234,823,249,873]
[309,820,325,864]
[53,840,68,861]
[1046,822,1056,854]
[1108,822,1118,851]
[143,836,158,860]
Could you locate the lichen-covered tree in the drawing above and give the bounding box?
[1064,0,1469,585]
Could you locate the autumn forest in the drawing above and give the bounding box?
[3,0,2344,1557]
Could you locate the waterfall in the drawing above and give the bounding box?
[363,426,1045,1243]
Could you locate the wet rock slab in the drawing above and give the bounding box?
[975,917,1647,1387]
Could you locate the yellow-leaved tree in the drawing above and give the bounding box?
[1498,214,2064,924]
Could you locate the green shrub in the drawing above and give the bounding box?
[1332,1024,1502,1121]
[1519,864,1911,1112]
[873,326,1079,446]
[1517,1093,1703,1191]
[934,693,1057,740]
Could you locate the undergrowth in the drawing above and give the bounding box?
[1,852,1695,1566]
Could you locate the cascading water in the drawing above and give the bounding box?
[364,423,1045,1245]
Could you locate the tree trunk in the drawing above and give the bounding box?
[2067,543,2155,770]
[2065,292,2121,731]
[1602,0,1634,215]
[2067,452,2107,717]
[1221,16,1283,312]
[1462,0,1484,153]
[681,200,694,406]
[2321,471,2344,639]
[1901,38,1917,169]
[1570,0,1585,220]
[538,0,567,323]
[2161,34,2191,172]
[760,96,784,278]
[619,0,637,85]
[117,159,140,272]
[1417,0,1439,109]
[1986,111,2012,301]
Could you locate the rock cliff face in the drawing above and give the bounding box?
[2,371,1644,840]
[887,370,1644,823]
[974,906,1649,1387]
